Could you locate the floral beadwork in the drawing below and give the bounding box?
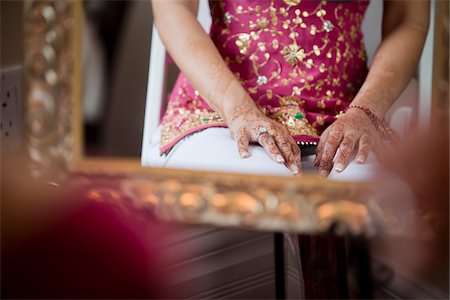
[282,43,306,65]
[159,0,369,154]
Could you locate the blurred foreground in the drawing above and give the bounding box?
[1,126,448,298]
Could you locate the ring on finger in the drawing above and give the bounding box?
[257,126,269,142]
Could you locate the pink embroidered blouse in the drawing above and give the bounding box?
[159,0,369,154]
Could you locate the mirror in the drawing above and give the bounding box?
[80,0,438,178]
[19,0,448,235]
[22,0,444,236]
[8,0,449,298]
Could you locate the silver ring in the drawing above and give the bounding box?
[257,126,269,142]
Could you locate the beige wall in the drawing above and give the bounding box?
[1,2,23,68]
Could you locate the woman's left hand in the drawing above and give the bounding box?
[314,108,384,177]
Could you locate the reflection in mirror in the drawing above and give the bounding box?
[83,0,433,180]
[83,1,152,156]
[141,0,430,178]
[82,1,181,157]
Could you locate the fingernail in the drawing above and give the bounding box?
[334,163,344,172]
[289,164,299,175]
[319,170,328,178]
[276,154,285,163]
[356,156,365,164]
[241,152,250,158]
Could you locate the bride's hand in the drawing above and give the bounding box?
[226,101,302,175]
[314,107,385,177]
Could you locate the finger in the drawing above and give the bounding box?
[315,122,342,166]
[269,125,302,175]
[282,128,303,175]
[288,140,303,176]
[314,129,330,166]
[319,128,344,177]
[258,132,285,164]
[273,134,302,175]
[236,128,250,158]
[355,133,372,164]
[333,133,356,172]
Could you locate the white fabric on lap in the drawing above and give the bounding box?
[144,127,297,176]
[143,126,378,180]
[328,151,380,181]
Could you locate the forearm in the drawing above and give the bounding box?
[351,2,429,118]
[152,0,253,121]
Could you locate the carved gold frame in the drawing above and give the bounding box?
[22,0,448,235]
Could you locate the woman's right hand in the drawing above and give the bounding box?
[226,100,302,175]
[152,1,302,174]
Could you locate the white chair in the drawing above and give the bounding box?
[141,0,436,165]
[141,0,211,165]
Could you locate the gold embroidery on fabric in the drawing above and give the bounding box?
[160,0,368,152]
[283,0,301,7]
[270,106,318,137]
[235,33,251,54]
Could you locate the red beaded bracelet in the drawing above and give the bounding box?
[348,105,399,142]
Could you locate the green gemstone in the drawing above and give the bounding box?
[201,117,209,121]
[294,112,303,120]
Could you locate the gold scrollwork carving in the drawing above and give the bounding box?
[116,173,380,235]
[24,0,81,179]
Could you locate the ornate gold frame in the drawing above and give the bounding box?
[22,0,448,235]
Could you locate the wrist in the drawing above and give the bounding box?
[346,106,372,122]
[348,104,385,123]
[349,100,385,120]
[222,91,257,122]
[347,104,398,142]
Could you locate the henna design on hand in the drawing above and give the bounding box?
[268,123,301,173]
[236,128,249,158]
[318,127,344,176]
[228,95,301,174]
[259,133,285,163]
[315,108,381,177]
[319,148,335,176]
[334,133,356,172]
[314,130,328,166]
[356,133,372,163]
[272,133,302,175]
[230,101,260,123]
